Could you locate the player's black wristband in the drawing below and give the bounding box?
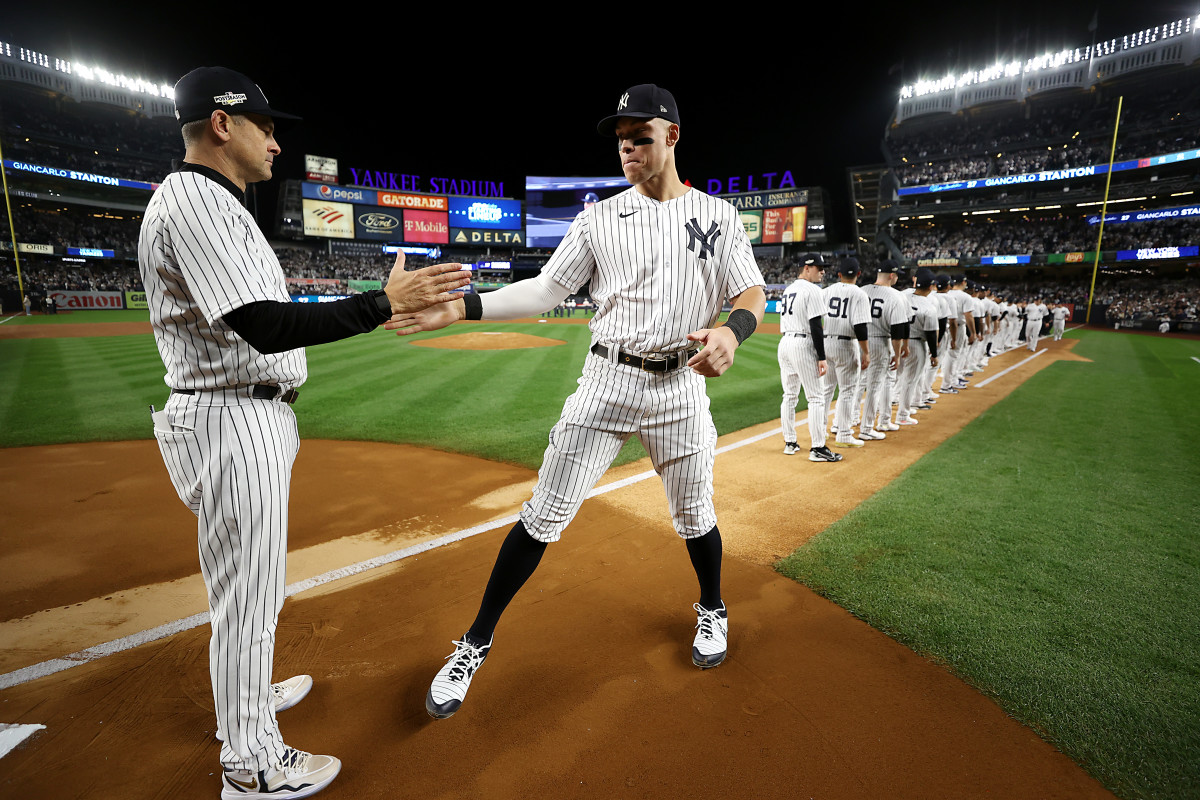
[890,322,907,340]
[463,293,483,321]
[853,322,868,342]
[721,308,757,345]
[808,316,826,360]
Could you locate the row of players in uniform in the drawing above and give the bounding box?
[777,254,1071,462]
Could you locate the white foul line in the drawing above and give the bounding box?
[1191,357,1200,366]
[0,413,802,692]
[974,349,1046,388]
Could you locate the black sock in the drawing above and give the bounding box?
[467,520,547,644]
[685,526,723,611]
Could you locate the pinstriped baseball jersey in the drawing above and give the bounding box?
[821,282,870,337]
[543,187,762,355]
[861,284,909,336]
[778,278,825,334]
[139,170,306,391]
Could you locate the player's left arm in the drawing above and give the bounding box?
[685,285,766,378]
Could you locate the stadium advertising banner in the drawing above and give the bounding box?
[354,207,404,241]
[739,211,762,244]
[917,257,960,267]
[0,242,55,255]
[48,290,124,309]
[762,207,807,243]
[1048,252,1100,264]
[448,197,522,230]
[980,255,1032,265]
[405,210,449,244]
[1116,246,1200,261]
[66,247,115,258]
[899,148,1200,197]
[379,192,448,211]
[1087,204,1200,225]
[721,189,809,210]
[302,182,377,205]
[1,159,157,192]
[293,295,353,303]
[302,199,355,239]
[306,155,339,184]
[348,280,383,292]
[450,228,525,246]
[124,291,147,309]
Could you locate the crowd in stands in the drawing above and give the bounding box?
[895,216,1200,261]
[888,82,1200,187]
[1,205,143,254]
[0,85,177,182]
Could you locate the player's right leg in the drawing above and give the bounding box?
[778,338,802,453]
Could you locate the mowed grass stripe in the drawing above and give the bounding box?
[777,330,1200,800]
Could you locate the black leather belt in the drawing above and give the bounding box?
[590,343,694,372]
[784,332,808,337]
[172,385,300,404]
[824,335,853,340]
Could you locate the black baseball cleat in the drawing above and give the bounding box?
[809,446,843,462]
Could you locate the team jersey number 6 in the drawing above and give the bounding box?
[870,297,885,318]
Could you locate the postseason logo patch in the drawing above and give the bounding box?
[214,92,247,107]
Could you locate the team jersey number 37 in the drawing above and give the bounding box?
[779,292,798,316]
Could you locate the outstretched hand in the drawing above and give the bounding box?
[385,300,464,336]
[383,252,470,315]
[685,327,739,377]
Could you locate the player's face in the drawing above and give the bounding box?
[229,112,280,185]
[615,117,675,186]
[802,265,822,283]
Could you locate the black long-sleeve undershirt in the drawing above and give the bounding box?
[223,292,391,354]
[853,322,868,341]
[809,316,826,360]
[924,329,939,358]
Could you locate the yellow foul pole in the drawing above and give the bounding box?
[1086,95,1123,325]
[0,134,27,307]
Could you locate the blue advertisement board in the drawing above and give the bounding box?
[448,197,522,230]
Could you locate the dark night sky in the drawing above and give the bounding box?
[2,1,1187,240]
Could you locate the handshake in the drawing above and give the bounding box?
[380,251,472,335]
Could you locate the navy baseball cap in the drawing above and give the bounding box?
[915,268,936,288]
[173,66,301,127]
[877,259,900,273]
[837,256,860,276]
[801,252,828,268]
[936,274,951,288]
[597,84,680,136]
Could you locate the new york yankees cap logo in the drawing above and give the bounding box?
[597,84,680,136]
[172,66,301,128]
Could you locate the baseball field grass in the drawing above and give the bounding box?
[0,311,785,467]
[777,330,1200,800]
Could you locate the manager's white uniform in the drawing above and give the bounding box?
[520,187,763,541]
[1051,305,1069,340]
[1026,302,1048,351]
[777,276,828,450]
[139,166,302,773]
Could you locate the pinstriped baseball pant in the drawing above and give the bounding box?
[520,352,717,542]
[153,390,298,772]
[777,333,827,449]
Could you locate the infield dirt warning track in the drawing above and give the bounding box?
[0,331,1111,799]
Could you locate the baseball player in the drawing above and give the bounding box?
[821,258,870,448]
[858,261,910,440]
[777,253,841,461]
[895,268,940,425]
[1050,302,1070,340]
[388,84,766,719]
[1026,298,1048,351]
[138,67,468,799]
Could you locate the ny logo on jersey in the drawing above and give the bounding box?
[617,92,629,111]
[684,218,721,260]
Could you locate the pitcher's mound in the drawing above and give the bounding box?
[412,332,566,351]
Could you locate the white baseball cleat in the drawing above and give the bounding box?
[221,746,341,800]
[783,442,800,455]
[859,430,887,440]
[272,675,313,713]
[692,603,728,669]
[427,634,491,719]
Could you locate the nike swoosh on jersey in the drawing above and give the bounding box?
[619,211,638,218]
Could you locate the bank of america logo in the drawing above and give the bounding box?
[314,206,344,224]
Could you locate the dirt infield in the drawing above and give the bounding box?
[0,336,1112,799]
